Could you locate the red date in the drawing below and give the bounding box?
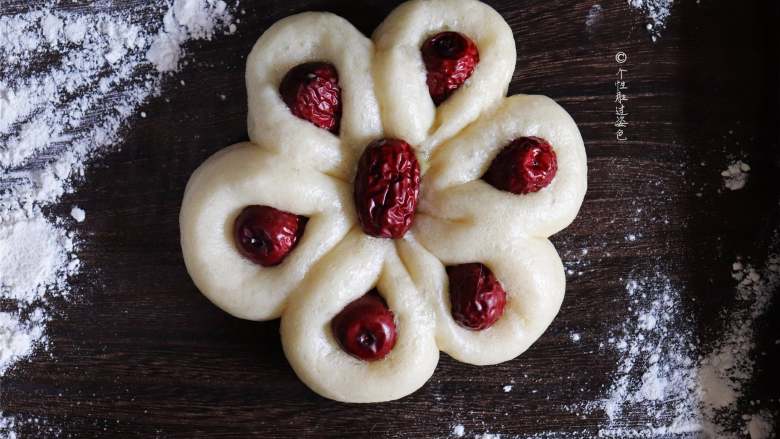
[279,62,342,133]
[446,263,507,330]
[331,290,397,361]
[483,136,558,194]
[421,31,479,106]
[234,205,307,267]
[353,138,421,239]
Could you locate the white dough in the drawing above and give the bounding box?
[399,225,565,365]
[180,1,587,403]
[246,12,383,179]
[180,143,354,320]
[373,0,516,161]
[420,94,588,237]
[281,230,439,403]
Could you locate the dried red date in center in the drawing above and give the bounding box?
[354,138,421,239]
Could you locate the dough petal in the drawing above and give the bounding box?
[281,229,439,402]
[420,94,588,237]
[246,12,382,179]
[180,143,353,320]
[400,219,565,365]
[373,0,516,160]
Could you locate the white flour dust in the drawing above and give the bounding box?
[0,0,236,434]
[627,0,673,41]
[590,275,702,437]
[69,206,85,223]
[747,412,774,439]
[721,160,751,191]
[558,206,777,439]
[585,4,603,33]
[696,255,779,438]
[451,424,466,437]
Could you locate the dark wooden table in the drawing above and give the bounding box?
[2,0,778,437]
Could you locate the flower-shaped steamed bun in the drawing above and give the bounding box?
[180,0,587,403]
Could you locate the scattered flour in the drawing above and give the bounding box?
[549,194,778,439]
[721,160,751,191]
[0,216,76,301]
[585,4,603,33]
[696,253,779,437]
[0,0,235,435]
[69,206,85,223]
[593,242,780,438]
[627,0,673,41]
[0,310,47,376]
[0,416,14,439]
[747,412,774,439]
[594,275,702,437]
[147,0,231,72]
[451,424,466,437]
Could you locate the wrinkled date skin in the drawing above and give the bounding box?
[233,205,307,267]
[446,263,507,330]
[483,136,558,194]
[331,290,398,361]
[421,31,480,106]
[279,62,342,133]
[354,138,421,239]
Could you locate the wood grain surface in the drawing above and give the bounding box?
[1,0,779,437]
